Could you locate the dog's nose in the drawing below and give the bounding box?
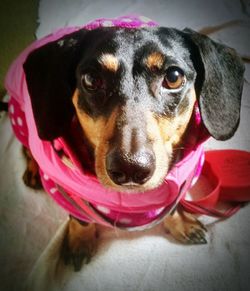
[106,148,155,186]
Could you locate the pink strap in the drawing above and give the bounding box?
[180,160,243,217]
[180,199,241,218]
[55,184,112,226]
[68,194,113,227]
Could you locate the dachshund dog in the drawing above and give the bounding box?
[21,24,244,271]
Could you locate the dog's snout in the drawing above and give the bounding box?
[106,148,155,186]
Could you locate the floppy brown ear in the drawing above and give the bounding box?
[23,29,87,140]
[182,29,245,140]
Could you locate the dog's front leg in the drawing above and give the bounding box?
[163,206,207,244]
[61,216,97,271]
[22,146,43,189]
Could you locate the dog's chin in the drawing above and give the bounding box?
[96,171,167,194]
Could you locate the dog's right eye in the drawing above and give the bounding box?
[81,73,104,91]
[162,66,186,91]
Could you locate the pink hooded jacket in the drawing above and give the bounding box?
[5,15,208,230]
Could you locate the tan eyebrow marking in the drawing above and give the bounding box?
[145,52,164,70]
[99,54,119,72]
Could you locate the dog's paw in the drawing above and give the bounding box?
[163,209,207,244]
[61,218,97,271]
[23,168,43,190]
[22,146,43,190]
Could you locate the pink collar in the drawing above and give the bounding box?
[6,15,209,229]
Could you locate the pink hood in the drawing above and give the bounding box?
[5,15,209,229]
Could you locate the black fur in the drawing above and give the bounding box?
[0,101,8,112]
[23,29,87,140]
[23,27,244,141]
[182,28,245,140]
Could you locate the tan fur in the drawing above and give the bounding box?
[22,147,42,189]
[145,52,164,70]
[94,107,120,188]
[157,88,196,146]
[144,87,196,189]
[67,218,96,250]
[62,217,97,270]
[72,87,196,192]
[72,90,106,147]
[72,89,119,188]
[99,53,119,72]
[163,208,207,243]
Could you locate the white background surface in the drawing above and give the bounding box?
[1,0,250,290]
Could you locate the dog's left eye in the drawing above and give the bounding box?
[81,73,104,91]
[162,66,186,91]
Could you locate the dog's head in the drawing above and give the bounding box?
[24,26,244,192]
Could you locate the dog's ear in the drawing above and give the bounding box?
[182,29,245,140]
[23,29,87,140]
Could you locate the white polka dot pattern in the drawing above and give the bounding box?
[96,205,111,214]
[50,187,57,194]
[102,20,114,27]
[9,105,14,114]
[17,117,23,126]
[119,218,132,224]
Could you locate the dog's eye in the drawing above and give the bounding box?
[162,67,185,90]
[81,73,104,91]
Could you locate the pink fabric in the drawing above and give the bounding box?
[5,15,208,228]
